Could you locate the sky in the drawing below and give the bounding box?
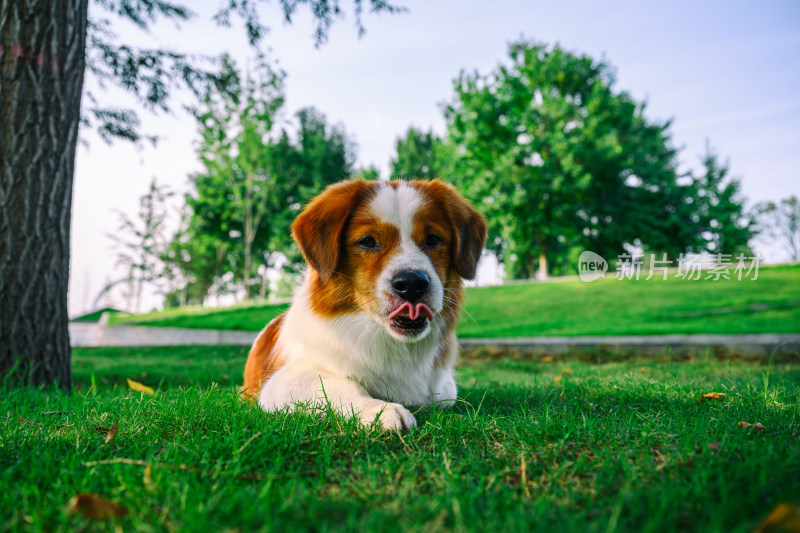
[69,0,800,315]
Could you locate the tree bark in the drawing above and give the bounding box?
[0,0,88,387]
[538,247,549,280]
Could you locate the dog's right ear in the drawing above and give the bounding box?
[292,180,374,283]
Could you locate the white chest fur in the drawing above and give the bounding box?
[265,277,454,407]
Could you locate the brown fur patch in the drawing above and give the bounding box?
[434,334,459,368]
[291,179,377,283]
[307,200,404,318]
[240,313,286,401]
[413,179,487,280]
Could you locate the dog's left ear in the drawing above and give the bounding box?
[292,179,374,283]
[425,180,488,280]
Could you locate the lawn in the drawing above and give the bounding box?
[108,264,800,337]
[2,346,799,532]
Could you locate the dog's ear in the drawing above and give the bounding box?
[292,179,374,282]
[425,180,488,280]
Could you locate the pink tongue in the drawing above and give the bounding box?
[388,302,433,321]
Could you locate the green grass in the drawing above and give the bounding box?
[110,264,800,336]
[71,307,123,323]
[2,347,799,532]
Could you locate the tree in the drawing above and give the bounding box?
[280,106,357,269]
[443,40,748,279]
[0,0,404,388]
[356,165,381,181]
[177,58,356,303]
[161,206,226,307]
[754,196,800,261]
[691,144,754,256]
[109,177,173,312]
[390,127,442,179]
[189,54,288,301]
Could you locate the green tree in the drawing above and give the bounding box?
[444,40,738,279]
[692,144,754,256]
[279,107,358,270]
[0,0,404,387]
[178,58,357,302]
[162,205,231,307]
[355,165,381,181]
[188,54,289,300]
[390,127,442,179]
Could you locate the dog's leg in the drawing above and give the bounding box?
[258,360,417,431]
[426,333,459,409]
[429,370,458,409]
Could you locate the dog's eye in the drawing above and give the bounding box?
[356,236,379,251]
[423,233,443,249]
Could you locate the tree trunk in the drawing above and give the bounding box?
[243,243,251,301]
[538,248,549,280]
[0,0,88,387]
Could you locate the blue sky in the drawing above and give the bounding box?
[69,0,800,314]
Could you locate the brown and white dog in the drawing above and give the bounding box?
[241,179,487,430]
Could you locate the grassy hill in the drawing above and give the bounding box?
[111,263,800,337]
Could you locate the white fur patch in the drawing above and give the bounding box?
[369,181,422,237]
[368,182,444,336]
[258,275,458,429]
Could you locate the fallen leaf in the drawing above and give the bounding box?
[737,421,766,431]
[554,368,573,384]
[127,378,155,396]
[699,392,726,401]
[69,493,129,520]
[754,503,800,533]
[105,422,118,445]
[143,466,154,491]
[14,414,40,426]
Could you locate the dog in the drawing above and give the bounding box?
[241,178,487,430]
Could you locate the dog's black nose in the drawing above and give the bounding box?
[391,270,430,303]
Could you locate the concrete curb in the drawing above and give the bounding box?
[459,334,800,359]
[70,323,258,347]
[70,323,800,358]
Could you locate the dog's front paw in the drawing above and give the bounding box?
[361,401,417,431]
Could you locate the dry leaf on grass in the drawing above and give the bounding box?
[753,503,800,533]
[105,422,118,445]
[737,421,766,431]
[69,493,129,520]
[554,368,573,384]
[93,423,119,444]
[127,378,155,396]
[699,392,726,401]
[14,414,40,426]
[143,466,155,491]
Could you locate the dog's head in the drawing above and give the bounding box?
[292,179,487,341]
